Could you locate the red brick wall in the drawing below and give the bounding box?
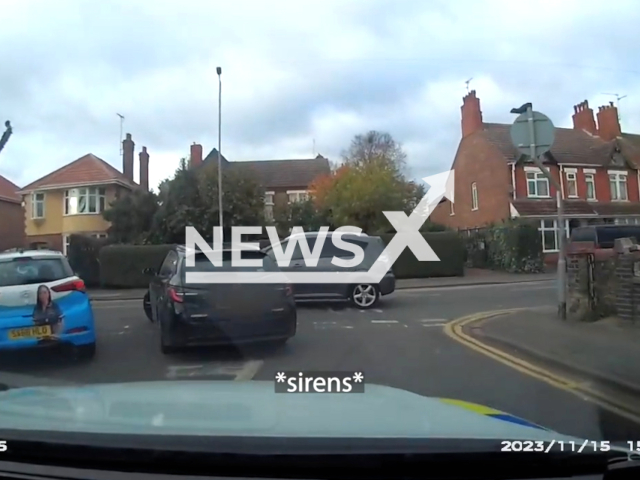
[430,134,512,228]
[0,200,25,251]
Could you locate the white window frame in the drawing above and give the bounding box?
[64,187,107,215]
[471,182,478,211]
[264,191,275,221]
[449,200,455,216]
[286,190,308,204]
[31,192,45,219]
[584,169,596,201]
[608,170,628,201]
[525,167,550,198]
[564,169,578,198]
[538,219,570,253]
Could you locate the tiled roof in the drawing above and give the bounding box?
[19,154,137,193]
[229,156,331,188]
[0,174,20,204]
[512,199,640,217]
[200,150,331,188]
[482,123,640,167]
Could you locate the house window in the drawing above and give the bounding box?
[538,219,570,253]
[31,192,45,219]
[526,171,549,198]
[565,171,578,198]
[264,191,274,221]
[64,187,107,215]
[585,173,596,200]
[287,190,308,204]
[471,182,478,210]
[449,200,455,216]
[91,233,108,239]
[609,172,628,201]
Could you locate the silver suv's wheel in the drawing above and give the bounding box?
[350,284,379,309]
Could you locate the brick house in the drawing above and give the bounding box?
[430,91,640,263]
[188,143,330,221]
[0,174,25,251]
[17,133,147,254]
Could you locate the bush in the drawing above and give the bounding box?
[379,231,464,278]
[100,244,175,288]
[67,235,111,287]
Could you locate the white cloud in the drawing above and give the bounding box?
[1,0,639,191]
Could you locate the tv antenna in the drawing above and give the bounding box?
[465,78,473,93]
[601,93,627,125]
[117,113,125,155]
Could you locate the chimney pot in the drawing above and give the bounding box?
[190,143,203,168]
[460,90,483,138]
[139,146,149,191]
[572,100,597,135]
[122,133,134,182]
[596,102,621,141]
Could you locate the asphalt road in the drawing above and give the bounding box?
[1,279,638,442]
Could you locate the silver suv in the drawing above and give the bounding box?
[263,231,395,309]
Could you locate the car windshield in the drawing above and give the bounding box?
[0,257,72,287]
[2,2,640,473]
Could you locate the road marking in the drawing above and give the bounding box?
[419,318,448,323]
[371,320,398,323]
[313,321,354,329]
[372,309,384,313]
[444,310,640,426]
[422,322,447,327]
[166,360,263,381]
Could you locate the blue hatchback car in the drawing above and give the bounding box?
[0,249,96,358]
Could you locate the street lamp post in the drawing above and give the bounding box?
[217,66,223,245]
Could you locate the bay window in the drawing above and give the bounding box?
[64,187,106,215]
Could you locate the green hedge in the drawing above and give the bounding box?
[99,244,175,288]
[379,231,464,278]
[67,235,111,287]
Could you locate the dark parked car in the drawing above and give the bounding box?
[262,231,395,309]
[569,224,640,249]
[143,246,296,355]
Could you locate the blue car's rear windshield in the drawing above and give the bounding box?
[0,257,73,287]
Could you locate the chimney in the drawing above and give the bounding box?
[596,101,622,141]
[190,143,203,168]
[122,133,134,182]
[139,146,149,191]
[461,90,483,138]
[571,100,597,135]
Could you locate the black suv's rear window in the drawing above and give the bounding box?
[596,226,640,248]
[183,251,280,272]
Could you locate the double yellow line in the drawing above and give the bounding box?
[444,310,640,425]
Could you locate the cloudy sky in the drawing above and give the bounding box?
[1,0,638,191]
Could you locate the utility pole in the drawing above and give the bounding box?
[217,67,223,245]
[510,103,565,319]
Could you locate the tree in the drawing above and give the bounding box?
[152,160,265,243]
[103,189,159,244]
[274,197,331,236]
[342,130,407,176]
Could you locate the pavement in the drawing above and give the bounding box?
[87,268,558,301]
[2,277,640,443]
